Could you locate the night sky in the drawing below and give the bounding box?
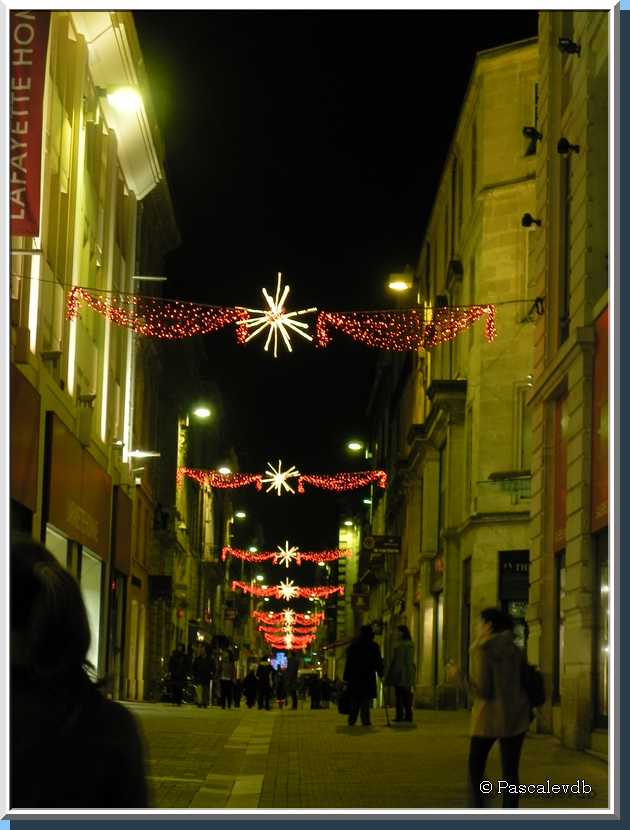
[134,11,539,560]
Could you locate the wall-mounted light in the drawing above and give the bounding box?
[522,126,543,143]
[128,449,160,459]
[217,465,232,475]
[558,37,581,57]
[192,406,211,419]
[557,137,580,155]
[132,275,167,282]
[343,520,353,527]
[249,546,259,553]
[112,438,125,448]
[235,511,247,519]
[96,85,143,113]
[521,213,542,228]
[346,440,364,453]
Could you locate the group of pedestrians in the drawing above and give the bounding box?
[341,611,534,809]
[11,533,537,810]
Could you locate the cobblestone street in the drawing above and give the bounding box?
[127,701,609,811]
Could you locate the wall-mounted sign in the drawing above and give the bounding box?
[364,535,401,555]
[499,550,530,602]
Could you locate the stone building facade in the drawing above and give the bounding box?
[527,11,609,753]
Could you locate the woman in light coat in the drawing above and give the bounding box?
[384,625,415,722]
[467,608,531,809]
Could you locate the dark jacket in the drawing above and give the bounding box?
[384,639,415,688]
[256,662,272,690]
[343,636,384,699]
[168,650,189,682]
[243,672,257,698]
[469,630,531,738]
[192,653,214,684]
[11,669,148,807]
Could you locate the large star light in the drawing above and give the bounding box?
[284,632,294,649]
[237,272,317,358]
[262,459,300,496]
[278,579,299,601]
[274,541,301,568]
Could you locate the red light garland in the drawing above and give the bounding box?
[257,623,320,634]
[315,305,496,351]
[221,546,352,564]
[232,580,344,600]
[66,286,249,341]
[177,467,263,491]
[252,610,325,625]
[297,470,387,493]
[179,466,386,495]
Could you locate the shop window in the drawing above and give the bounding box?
[433,591,443,687]
[461,558,472,681]
[46,524,68,568]
[594,530,609,727]
[80,548,103,677]
[553,551,566,702]
[499,551,530,651]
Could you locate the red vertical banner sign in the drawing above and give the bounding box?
[10,10,51,237]
[553,393,568,551]
[591,307,609,532]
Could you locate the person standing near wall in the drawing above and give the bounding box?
[384,624,415,722]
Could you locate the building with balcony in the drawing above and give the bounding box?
[360,36,539,708]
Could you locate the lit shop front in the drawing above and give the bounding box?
[44,413,112,676]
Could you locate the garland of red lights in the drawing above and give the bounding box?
[179,466,386,494]
[221,546,351,564]
[297,470,387,493]
[257,622,320,634]
[67,287,498,352]
[315,305,496,351]
[263,633,316,649]
[232,580,344,600]
[253,610,325,625]
[177,467,263,491]
[66,287,250,341]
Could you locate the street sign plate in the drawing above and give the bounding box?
[373,535,401,555]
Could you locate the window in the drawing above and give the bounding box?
[525,84,540,156]
[444,206,449,278]
[461,558,472,681]
[594,530,609,727]
[451,158,458,252]
[46,524,68,568]
[80,548,103,676]
[516,386,533,471]
[471,120,477,199]
[553,551,566,702]
[465,404,473,513]
[558,155,572,345]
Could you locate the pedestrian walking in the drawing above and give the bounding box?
[243,669,257,707]
[192,643,214,708]
[465,608,531,809]
[343,624,384,726]
[218,648,235,709]
[275,669,288,708]
[11,536,148,807]
[384,624,415,722]
[309,673,322,709]
[286,652,300,709]
[233,677,242,708]
[256,656,273,710]
[168,643,189,706]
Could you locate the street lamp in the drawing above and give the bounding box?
[217,465,231,475]
[192,406,211,419]
[346,440,364,453]
[98,85,143,113]
[235,510,247,519]
[343,519,353,527]
[249,546,259,553]
[256,574,265,582]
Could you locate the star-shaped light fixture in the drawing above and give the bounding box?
[281,608,297,626]
[236,272,317,358]
[274,541,301,568]
[277,579,299,601]
[262,459,300,496]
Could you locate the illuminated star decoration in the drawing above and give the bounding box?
[262,459,300,496]
[282,608,297,626]
[236,272,317,358]
[278,579,299,601]
[284,632,294,649]
[274,541,301,568]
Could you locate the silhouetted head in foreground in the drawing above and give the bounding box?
[397,625,412,640]
[11,535,92,689]
[359,624,375,641]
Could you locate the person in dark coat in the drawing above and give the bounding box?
[243,670,257,708]
[467,608,531,809]
[343,624,384,726]
[11,536,148,808]
[168,643,189,706]
[192,644,214,708]
[384,624,416,722]
[256,656,273,710]
[275,670,288,708]
[286,652,300,709]
[309,673,322,709]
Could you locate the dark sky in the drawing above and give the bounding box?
[134,10,539,558]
